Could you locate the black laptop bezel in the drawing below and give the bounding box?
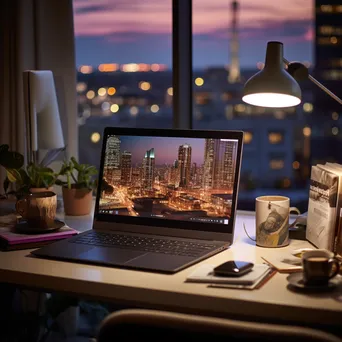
[94,127,243,235]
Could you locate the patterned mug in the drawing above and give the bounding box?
[16,191,57,229]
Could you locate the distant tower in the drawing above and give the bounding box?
[228,1,240,83]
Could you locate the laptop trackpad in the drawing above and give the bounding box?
[78,247,146,265]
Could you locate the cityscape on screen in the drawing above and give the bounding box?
[99,136,239,224]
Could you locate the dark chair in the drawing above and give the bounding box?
[96,308,341,342]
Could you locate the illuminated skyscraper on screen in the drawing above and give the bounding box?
[178,144,192,188]
[104,136,121,183]
[121,151,132,185]
[142,148,155,190]
[203,139,237,190]
[215,140,237,189]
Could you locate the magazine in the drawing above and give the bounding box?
[306,165,338,250]
[320,163,342,253]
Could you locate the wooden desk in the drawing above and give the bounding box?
[1,211,342,332]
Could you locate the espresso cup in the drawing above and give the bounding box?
[16,191,57,229]
[255,196,300,248]
[302,249,340,286]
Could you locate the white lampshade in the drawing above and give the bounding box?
[23,70,65,157]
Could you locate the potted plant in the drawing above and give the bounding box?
[57,157,97,216]
[6,162,59,198]
[5,148,65,198]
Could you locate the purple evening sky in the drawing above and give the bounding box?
[72,0,314,69]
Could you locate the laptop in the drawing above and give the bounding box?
[32,127,244,274]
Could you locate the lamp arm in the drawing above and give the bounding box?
[283,57,342,106]
[307,74,342,106]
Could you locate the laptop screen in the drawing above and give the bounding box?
[95,128,243,234]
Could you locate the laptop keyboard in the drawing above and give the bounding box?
[71,231,217,257]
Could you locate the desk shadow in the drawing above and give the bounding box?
[287,283,342,303]
[242,236,256,246]
[25,253,40,259]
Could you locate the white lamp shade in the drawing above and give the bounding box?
[23,70,65,152]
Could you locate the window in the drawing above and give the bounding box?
[269,159,285,170]
[73,0,325,213]
[243,132,253,144]
[319,26,342,35]
[331,58,342,67]
[268,132,284,145]
[323,70,342,80]
[317,37,340,45]
[318,5,333,13]
[73,0,172,171]
[317,4,342,13]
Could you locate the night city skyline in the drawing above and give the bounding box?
[73,0,313,68]
[100,135,240,223]
[118,136,206,165]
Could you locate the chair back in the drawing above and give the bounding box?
[96,308,341,342]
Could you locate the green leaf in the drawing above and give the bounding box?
[38,167,54,173]
[18,169,30,185]
[6,169,22,183]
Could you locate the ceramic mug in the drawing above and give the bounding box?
[255,196,300,248]
[302,249,340,286]
[16,191,57,229]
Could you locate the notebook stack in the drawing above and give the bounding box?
[0,224,79,251]
[186,263,275,290]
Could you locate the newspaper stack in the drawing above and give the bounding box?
[306,162,342,255]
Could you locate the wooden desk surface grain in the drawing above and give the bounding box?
[1,210,342,328]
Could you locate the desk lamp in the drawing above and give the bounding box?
[242,41,342,108]
[23,70,65,165]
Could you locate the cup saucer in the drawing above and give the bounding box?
[15,219,65,234]
[287,272,340,291]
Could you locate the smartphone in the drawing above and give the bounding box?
[213,260,254,277]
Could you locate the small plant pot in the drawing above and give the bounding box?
[29,187,54,193]
[62,186,92,216]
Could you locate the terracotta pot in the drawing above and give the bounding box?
[30,187,54,193]
[62,186,92,216]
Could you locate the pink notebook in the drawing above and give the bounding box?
[0,224,79,250]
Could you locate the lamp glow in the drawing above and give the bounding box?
[242,93,301,108]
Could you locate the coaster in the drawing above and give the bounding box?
[287,272,340,292]
[15,219,65,234]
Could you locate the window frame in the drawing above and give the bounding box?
[172,0,193,129]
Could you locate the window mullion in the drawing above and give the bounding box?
[172,0,193,129]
